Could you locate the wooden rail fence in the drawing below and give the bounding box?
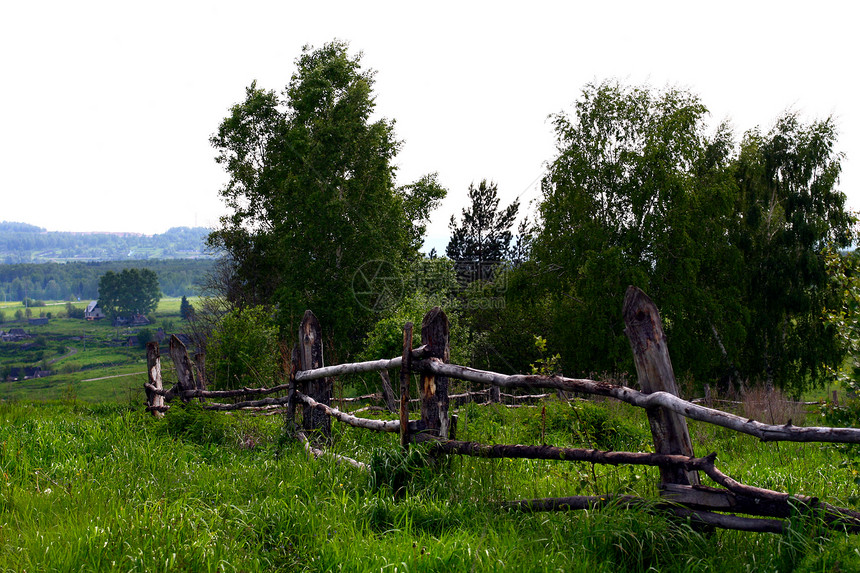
[144,286,860,535]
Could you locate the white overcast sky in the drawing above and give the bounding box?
[1,1,857,253]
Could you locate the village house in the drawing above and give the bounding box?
[4,366,50,381]
[85,301,106,320]
[0,328,30,342]
[112,314,149,327]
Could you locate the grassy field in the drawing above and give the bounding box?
[1,397,859,572]
[3,298,860,570]
[1,297,196,405]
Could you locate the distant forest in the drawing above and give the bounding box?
[0,222,215,263]
[0,259,214,301]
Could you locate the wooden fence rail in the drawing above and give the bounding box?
[144,286,860,535]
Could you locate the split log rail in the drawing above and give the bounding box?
[144,286,860,535]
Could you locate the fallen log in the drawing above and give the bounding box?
[416,361,860,444]
[296,431,367,471]
[501,495,786,534]
[412,435,717,470]
[332,393,383,403]
[661,484,860,532]
[178,383,292,399]
[201,395,291,411]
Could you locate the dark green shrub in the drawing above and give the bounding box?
[163,401,228,445]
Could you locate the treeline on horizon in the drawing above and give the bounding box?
[0,222,214,263]
[0,259,213,302]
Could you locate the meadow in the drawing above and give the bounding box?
[3,299,860,571]
[1,391,860,571]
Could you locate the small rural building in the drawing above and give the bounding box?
[85,301,106,320]
[112,314,149,327]
[1,328,30,341]
[28,317,49,326]
[5,366,50,381]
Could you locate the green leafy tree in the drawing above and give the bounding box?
[97,269,162,319]
[446,179,519,283]
[208,41,444,354]
[517,80,850,390]
[822,246,860,396]
[733,113,853,389]
[527,81,738,379]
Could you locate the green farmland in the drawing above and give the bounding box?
[1,297,194,404]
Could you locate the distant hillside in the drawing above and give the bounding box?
[0,259,214,301]
[0,222,216,263]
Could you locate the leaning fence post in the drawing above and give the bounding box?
[287,343,299,425]
[400,322,413,449]
[194,352,207,391]
[379,370,398,414]
[169,335,197,403]
[623,286,699,486]
[420,307,451,438]
[145,341,164,417]
[489,385,501,404]
[299,310,331,439]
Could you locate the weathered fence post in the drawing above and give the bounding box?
[287,343,299,425]
[400,322,413,449]
[489,385,501,404]
[169,335,197,403]
[420,307,451,438]
[298,310,331,438]
[379,370,398,413]
[623,286,699,486]
[145,341,164,417]
[194,352,207,392]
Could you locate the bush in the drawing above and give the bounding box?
[209,305,281,390]
[65,302,85,319]
[137,327,154,349]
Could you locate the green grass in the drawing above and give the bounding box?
[3,298,860,570]
[1,398,858,572]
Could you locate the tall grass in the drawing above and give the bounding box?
[0,397,858,572]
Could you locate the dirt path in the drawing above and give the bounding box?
[81,371,147,382]
[48,346,78,365]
